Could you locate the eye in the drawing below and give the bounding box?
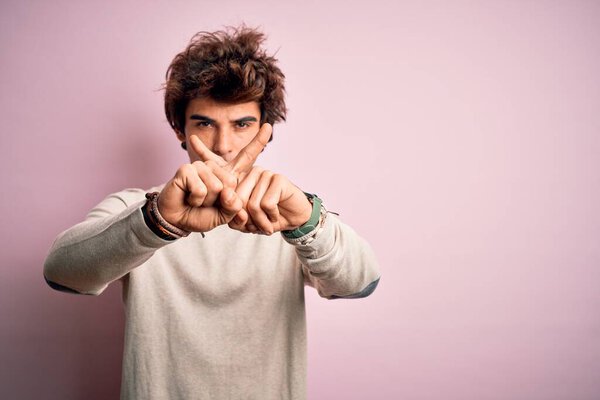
[236,121,250,128]
[196,121,213,128]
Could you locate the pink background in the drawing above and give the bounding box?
[1,0,599,398]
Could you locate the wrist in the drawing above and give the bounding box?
[142,201,174,241]
[143,192,191,240]
[298,196,313,226]
[282,193,325,243]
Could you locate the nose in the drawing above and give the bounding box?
[213,128,233,158]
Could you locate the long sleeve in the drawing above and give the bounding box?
[43,188,171,295]
[289,214,381,300]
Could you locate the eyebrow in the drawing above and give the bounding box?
[233,116,258,124]
[190,114,215,124]
[189,114,258,124]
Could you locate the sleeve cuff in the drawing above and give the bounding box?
[283,213,337,259]
[129,201,179,248]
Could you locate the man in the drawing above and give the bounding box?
[44,26,381,399]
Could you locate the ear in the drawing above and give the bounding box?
[175,130,186,143]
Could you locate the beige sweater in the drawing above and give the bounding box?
[44,187,381,400]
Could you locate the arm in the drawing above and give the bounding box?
[183,125,381,298]
[43,189,172,295]
[44,126,272,296]
[288,213,381,300]
[222,164,380,299]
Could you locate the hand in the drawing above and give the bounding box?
[156,124,273,233]
[228,166,313,235]
[188,123,312,235]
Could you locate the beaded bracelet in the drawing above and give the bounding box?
[144,192,192,239]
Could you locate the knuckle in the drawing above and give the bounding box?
[248,199,262,213]
[177,164,193,176]
[223,174,237,188]
[260,199,276,211]
[188,163,202,175]
[207,179,223,193]
[272,173,285,183]
[220,193,234,207]
[193,185,207,198]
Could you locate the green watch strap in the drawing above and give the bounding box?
[282,193,322,239]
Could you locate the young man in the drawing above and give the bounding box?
[44,26,381,399]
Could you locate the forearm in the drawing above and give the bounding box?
[290,214,381,299]
[44,196,171,295]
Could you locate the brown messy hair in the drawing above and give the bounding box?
[164,26,287,138]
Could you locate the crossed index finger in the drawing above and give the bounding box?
[189,135,226,166]
[229,123,272,174]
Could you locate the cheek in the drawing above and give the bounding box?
[239,134,254,148]
[242,128,261,146]
[185,133,215,161]
[192,132,214,148]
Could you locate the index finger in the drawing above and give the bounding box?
[189,135,226,165]
[229,123,272,174]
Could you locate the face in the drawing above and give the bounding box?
[178,97,262,163]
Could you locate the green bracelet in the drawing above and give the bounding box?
[282,193,322,239]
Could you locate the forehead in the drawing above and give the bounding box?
[185,97,261,120]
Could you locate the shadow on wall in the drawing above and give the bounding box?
[2,123,173,398]
[2,256,124,399]
[98,112,178,191]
